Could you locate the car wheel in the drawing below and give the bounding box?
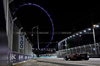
[64,56,69,60]
[84,58,89,60]
[84,55,89,60]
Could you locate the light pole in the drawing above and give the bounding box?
[32,26,40,57]
[92,25,99,54]
[11,17,17,51]
[65,40,67,49]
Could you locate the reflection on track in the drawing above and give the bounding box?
[36,58,100,66]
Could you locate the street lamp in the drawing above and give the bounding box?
[31,27,36,36]
[31,26,40,57]
[88,28,91,31]
[73,35,75,37]
[83,30,86,33]
[92,24,100,54]
[79,32,82,34]
[76,33,79,36]
[65,40,67,49]
[11,17,17,51]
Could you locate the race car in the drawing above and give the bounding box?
[64,53,89,60]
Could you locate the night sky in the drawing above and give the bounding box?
[10,0,100,48]
[0,0,6,31]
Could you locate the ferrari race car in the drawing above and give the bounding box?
[64,53,89,60]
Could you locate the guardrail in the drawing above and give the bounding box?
[56,43,100,58]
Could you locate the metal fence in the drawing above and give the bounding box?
[56,43,100,57]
